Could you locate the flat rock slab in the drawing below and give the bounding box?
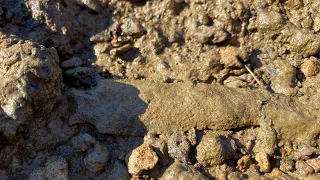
[68,80,320,143]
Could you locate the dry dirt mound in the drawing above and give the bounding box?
[1,0,320,179]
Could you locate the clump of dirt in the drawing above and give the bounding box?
[1,0,320,179]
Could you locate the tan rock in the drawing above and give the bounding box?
[237,155,252,171]
[306,158,320,173]
[301,58,319,77]
[196,133,237,167]
[295,161,314,176]
[127,143,159,176]
[255,152,270,172]
[219,46,247,69]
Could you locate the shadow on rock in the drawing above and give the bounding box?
[67,79,148,136]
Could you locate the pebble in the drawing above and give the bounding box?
[237,155,252,171]
[71,133,97,152]
[127,143,159,176]
[83,143,110,173]
[295,160,314,176]
[121,18,146,38]
[301,57,319,77]
[168,131,191,163]
[255,152,270,172]
[306,158,320,173]
[196,133,237,167]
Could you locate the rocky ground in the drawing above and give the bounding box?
[1,0,320,179]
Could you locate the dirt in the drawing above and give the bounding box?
[1,0,320,179]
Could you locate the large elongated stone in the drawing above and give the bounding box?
[68,79,320,144]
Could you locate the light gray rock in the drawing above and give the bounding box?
[168,132,190,163]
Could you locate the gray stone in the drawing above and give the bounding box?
[83,143,109,173]
[168,132,190,163]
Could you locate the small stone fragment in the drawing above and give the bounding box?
[255,152,270,172]
[96,160,130,180]
[196,132,237,167]
[295,160,314,176]
[127,143,159,176]
[186,128,197,146]
[161,162,209,180]
[83,143,109,173]
[61,57,84,69]
[121,18,146,38]
[168,131,191,163]
[29,156,68,180]
[219,46,248,69]
[280,158,294,172]
[256,10,284,32]
[269,59,297,96]
[306,158,320,173]
[71,133,97,152]
[301,57,319,77]
[237,155,252,171]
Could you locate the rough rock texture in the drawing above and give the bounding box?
[127,143,159,176]
[29,156,68,180]
[196,132,237,167]
[2,0,320,179]
[83,143,109,173]
[68,79,320,145]
[0,32,62,136]
[167,131,191,163]
[161,162,209,180]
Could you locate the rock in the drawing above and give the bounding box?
[83,143,109,173]
[144,134,170,166]
[268,168,293,179]
[64,67,99,88]
[237,155,252,171]
[121,18,146,38]
[161,162,209,180]
[168,131,191,163]
[219,46,248,69]
[191,25,227,44]
[70,133,97,152]
[0,34,62,136]
[269,59,297,96]
[29,156,68,180]
[96,160,130,180]
[10,156,22,172]
[255,152,270,173]
[301,57,319,77]
[127,143,159,176]
[196,133,237,167]
[280,158,294,172]
[306,158,320,173]
[186,128,197,146]
[295,160,314,176]
[256,10,284,32]
[61,57,84,69]
[67,79,320,145]
[280,25,320,57]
